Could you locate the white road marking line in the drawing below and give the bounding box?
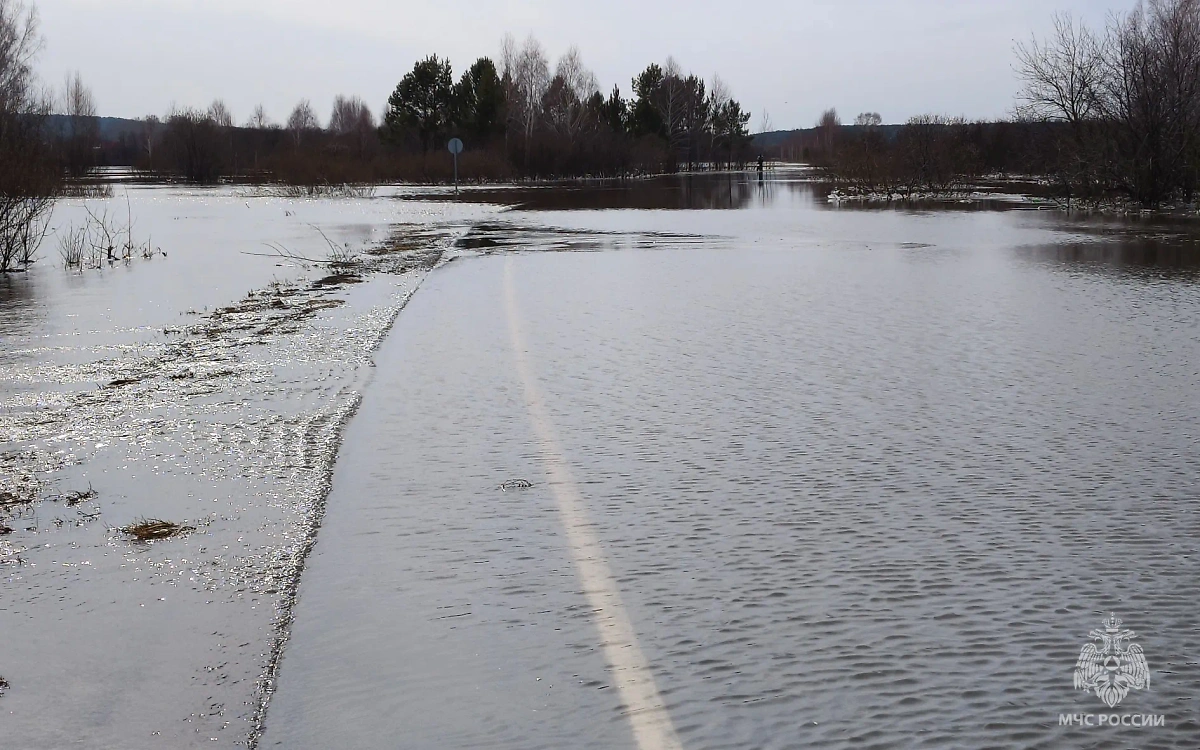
[503,256,683,750]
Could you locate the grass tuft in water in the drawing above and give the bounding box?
[105,376,145,388]
[0,491,29,508]
[312,272,363,288]
[122,518,195,541]
[63,486,97,506]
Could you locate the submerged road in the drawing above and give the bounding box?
[262,205,1200,749]
[503,257,682,750]
[261,251,663,749]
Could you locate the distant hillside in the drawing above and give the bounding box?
[44,114,157,141]
[751,129,803,150]
[752,124,904,151]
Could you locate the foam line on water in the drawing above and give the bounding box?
[503,256,683,750]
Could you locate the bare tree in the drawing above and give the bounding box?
[246,103,273,129]
[60,70,98,176]
[654,56,687,161]
[329,94,374,135]
[555,46,599,101]
[817,108,840,128]
[709,74,730,110]
[330,94,376,158]
[816,107,840,154]
[1015,0,1200,205]
[1015,14,1104,127]
[286,98,319,146]
[1102,0,1200,204]
[1,0,54,272]
[139,113,159,163]
[503,34,550,160]
[207,98,233,128]
[0,0,41,114]
[499,30,517,152]
[543,46,599,142]
[854,112,882,127]
[758,109,773,133]
[704,75,733,168]
[896,114,975,194]
[61,70,95,119]
[1013,13,1109,204]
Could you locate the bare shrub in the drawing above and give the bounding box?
[83,204,128,263]
[258,226,362,268]
[57,195,158,269]
[57,222,86,267]
[0,193,52,270]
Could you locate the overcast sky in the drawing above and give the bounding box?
[36,0,1136,130]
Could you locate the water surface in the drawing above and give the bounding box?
[263,176,1200,748]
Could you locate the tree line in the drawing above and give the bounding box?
[793,110,1070,199]
[83,35,755,185]
[13,0,1194,227]
[811,0,1200,207]
[1014,0,1200,207]
[1,0,760,269]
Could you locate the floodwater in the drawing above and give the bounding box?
[0,184,493,748]
[5,171,1200,749]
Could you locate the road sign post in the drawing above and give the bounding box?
[447,138,464,195]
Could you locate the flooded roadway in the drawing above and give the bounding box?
[261,176,1200,749]
[2,173,1199,748]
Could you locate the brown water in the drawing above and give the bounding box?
[4,173,1200,748]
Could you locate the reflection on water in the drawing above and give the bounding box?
[455,221,713,254]
[421,171,816,211]
[0,271,40,346]
[1031,211,1200,275]
[1019,239,1200,278]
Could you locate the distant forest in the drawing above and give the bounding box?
[41,33,757,186]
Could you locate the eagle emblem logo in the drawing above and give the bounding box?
[1073,613,1151,708]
